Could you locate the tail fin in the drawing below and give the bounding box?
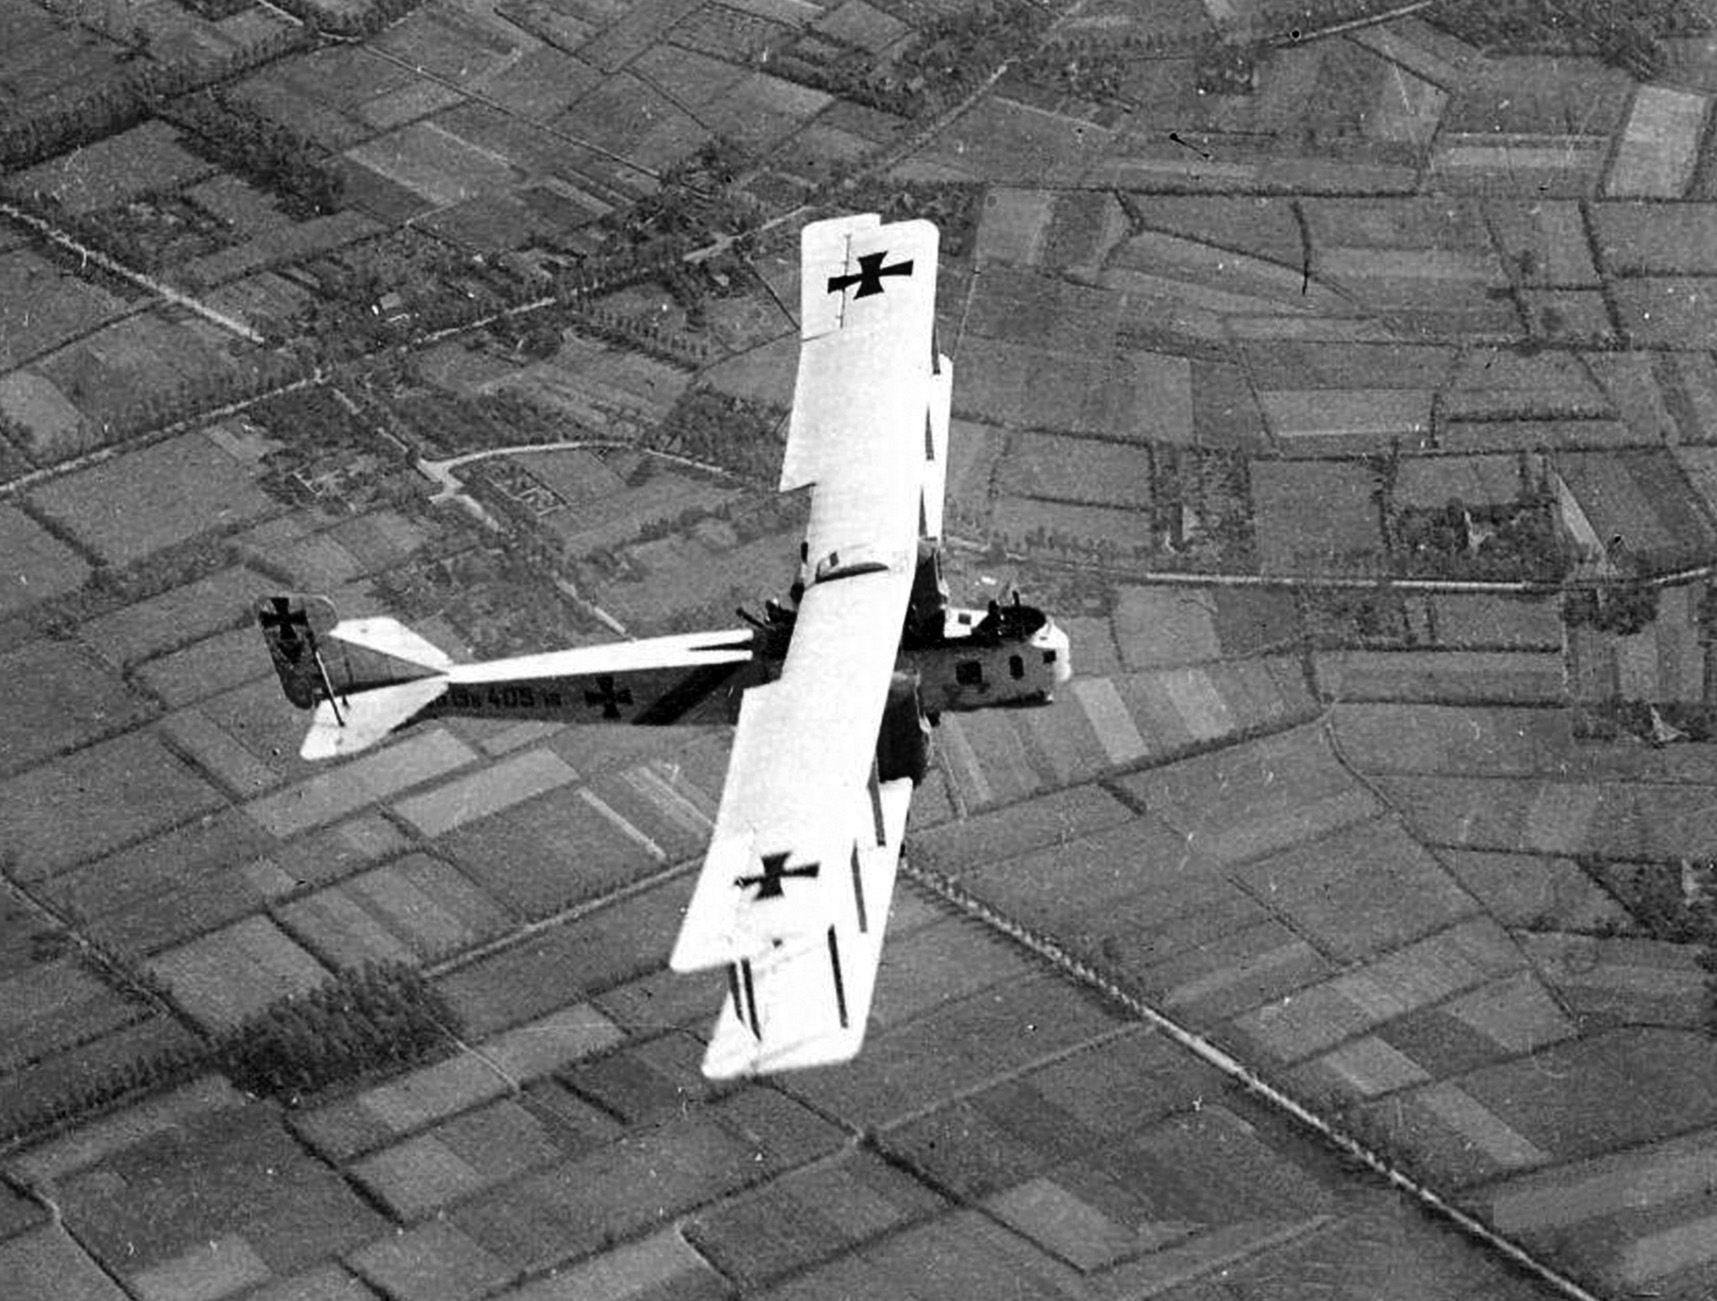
[255,595,340,709]
[301,676,448,760]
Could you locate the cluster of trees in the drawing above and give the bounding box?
[166,90,344,218]
[1585,700,1717,745]
[1575,856,1717,962]
[890,0,1053,112]
[214,962,458,1100]
[828,178,982,259]
[1305,584,1408,645]
[1429,0,1710,78]
[281,235,686,368]
[110,355,315,442]
[763,40,926,119]
[405,540,596,658]
[6,189,156,290]
[1563,578,1659,634]
[0,412,37,479]
[1151,446,1258,569]
[655,386,785,482]
[46,189,235,275]
[770,0,1057,119]
[606,137,762,253]
[0,27,307,170]
[566,298,709,366]
[34,528,241,638]
[251,383,373,456]
[386,387,572,456]
[1393,493,1565,581]
[548,244,688,301]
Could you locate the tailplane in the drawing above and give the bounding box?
[301,676,448,760]
[256,595,454,757]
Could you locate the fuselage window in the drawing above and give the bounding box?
[1009,654,1024,680]
[955,660,983,686]
[1042,649,1057,664]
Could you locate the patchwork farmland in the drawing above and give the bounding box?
[8,0,1717,1298]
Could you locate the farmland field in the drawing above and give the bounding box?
[3,7,1717,1299]
[8,121,214,213]
[30,432,275,566]
[0,639,156,776]
[0,251,130,372]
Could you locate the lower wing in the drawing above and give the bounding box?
[701,775,912,1078]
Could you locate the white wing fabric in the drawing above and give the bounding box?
[670,214,941,1076]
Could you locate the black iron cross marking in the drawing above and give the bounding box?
[735,851,820,900]
[827,251,914,299]
[584,674,633,719]
[260,597,310,661]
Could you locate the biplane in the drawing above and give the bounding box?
[257,214,1072,1077]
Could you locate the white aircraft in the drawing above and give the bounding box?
[257,214,1072,1077]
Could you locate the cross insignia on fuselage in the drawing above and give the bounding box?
[827,251,914,299]
[735,851,820,900]
[584,674,633,720]
[259,597,310,661]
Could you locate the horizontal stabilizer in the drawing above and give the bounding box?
[329,618,455,671]
[301,676,447,760]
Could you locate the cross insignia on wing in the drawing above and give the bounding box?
[734,851,821,900]
[827,251,914,299]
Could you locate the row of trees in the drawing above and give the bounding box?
[107,353,316,443]
[654,386,785,482]
[0,1040,209,1143]
[0,26,307,170]
[1,959,458,1139]
[165,90,344,218]
[1429,0,1711,78]
[0,412,38,479]
[762,41,927,120]
[383,386,571,457]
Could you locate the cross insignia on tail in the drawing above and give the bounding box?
[259,597,311,660]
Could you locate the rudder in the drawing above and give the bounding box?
[255,594,339,709]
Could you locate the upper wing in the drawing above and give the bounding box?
[785,215,941,573]
[669,215,940,1073]
[672,213,938,967]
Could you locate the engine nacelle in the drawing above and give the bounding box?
[876,670,931,785]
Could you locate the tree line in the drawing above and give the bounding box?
[1429,0,1711,78]
[163,90,344,218]
[0,26,307,171]
[0,960,460,1141]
